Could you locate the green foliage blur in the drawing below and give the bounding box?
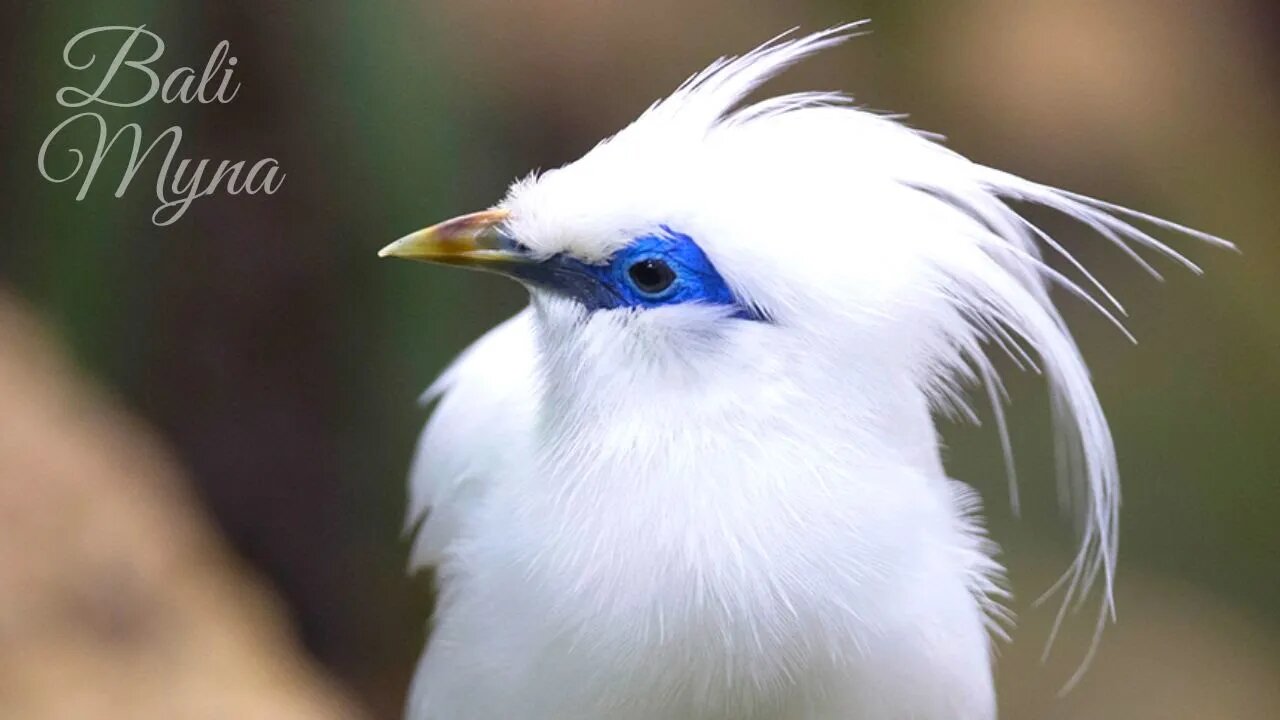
[2,0,1276,717]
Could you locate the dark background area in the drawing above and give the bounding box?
[1,1,1277,718]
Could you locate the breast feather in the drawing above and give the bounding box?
[405,308,538,570]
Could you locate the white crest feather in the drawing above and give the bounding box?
[660,23,1225,681]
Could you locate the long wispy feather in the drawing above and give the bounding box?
[632,22,1232,685]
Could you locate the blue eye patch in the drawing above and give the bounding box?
[511,226,766,321]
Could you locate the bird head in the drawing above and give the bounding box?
[380,27,982,395]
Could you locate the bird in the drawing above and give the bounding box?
[378,23,1229,720]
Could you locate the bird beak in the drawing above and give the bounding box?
[378,209,531,270]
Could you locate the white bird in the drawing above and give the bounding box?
[379,24,1228,720]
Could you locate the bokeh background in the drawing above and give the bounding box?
[1,1,1277,718]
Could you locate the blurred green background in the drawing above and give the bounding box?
[0,1,1276,718]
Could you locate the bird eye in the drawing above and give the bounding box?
[626,258,677,297]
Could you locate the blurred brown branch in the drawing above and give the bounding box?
[0,289,367,720]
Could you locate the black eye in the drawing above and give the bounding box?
[627,258,677,296]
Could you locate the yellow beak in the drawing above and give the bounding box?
[378,209,529,268]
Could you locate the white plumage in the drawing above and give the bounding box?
[386,24,1228,720]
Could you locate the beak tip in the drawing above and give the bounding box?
[377,236,413,259]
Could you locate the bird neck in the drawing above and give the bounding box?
[531,329,946,493]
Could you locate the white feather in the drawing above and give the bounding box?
[405,309,538,569]
[402,24,1227,719]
